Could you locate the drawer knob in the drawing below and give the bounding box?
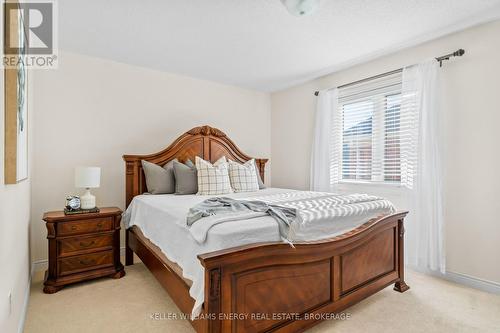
[79,258,96,266]
[71,225,77,231]
[97,222,103,228]
[79,240,96,248]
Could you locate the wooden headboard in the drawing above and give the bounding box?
[123,125,268,207]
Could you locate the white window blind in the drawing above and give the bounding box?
[333,71,405,184]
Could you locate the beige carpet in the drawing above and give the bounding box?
[25,264,500,333]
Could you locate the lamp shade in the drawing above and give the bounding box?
[75,167,101,188]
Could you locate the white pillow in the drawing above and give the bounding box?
[195,156,232,195]
[228,159,259,192]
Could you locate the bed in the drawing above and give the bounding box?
[123,125,409,333]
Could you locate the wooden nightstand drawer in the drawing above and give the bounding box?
[58,234,113,257]
[58,251,114,276]
[57,217,113,236]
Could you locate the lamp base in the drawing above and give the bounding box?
[80,188,96,209]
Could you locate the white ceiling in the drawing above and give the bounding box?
[59,0,500,92]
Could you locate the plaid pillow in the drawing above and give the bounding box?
[195,156,233,195]
[228,159,259,192]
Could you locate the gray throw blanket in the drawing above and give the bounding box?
[187,197,297,243]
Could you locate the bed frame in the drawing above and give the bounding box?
[123,125,409,333]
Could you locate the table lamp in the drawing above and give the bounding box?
[75,167,101,209]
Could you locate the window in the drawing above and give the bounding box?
[336,71,403,184]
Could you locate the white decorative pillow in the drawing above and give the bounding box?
[228,159,260,192]
[195,156,232,195]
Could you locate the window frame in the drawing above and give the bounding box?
[338,88,403,185]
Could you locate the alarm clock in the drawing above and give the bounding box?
[65,196,81,211]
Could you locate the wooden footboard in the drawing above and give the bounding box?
[197,212,409,333]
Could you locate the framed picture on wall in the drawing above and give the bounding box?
[4,0,28,184]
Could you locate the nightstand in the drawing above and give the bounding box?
[42,207,125,293]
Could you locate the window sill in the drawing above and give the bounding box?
[337,180,404,188]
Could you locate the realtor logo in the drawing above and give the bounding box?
[3,0,57,68]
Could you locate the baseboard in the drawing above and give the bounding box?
[443,270,500,294]
[31,259,48,275]
[31,247,127,276]
[18,271,31,333]
[409,264,500,294]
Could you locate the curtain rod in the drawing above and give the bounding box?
[314,48,465,96]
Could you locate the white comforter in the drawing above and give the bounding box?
[122,188,395,318]
[189,190,395,244]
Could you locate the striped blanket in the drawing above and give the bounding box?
[188,191,395,243]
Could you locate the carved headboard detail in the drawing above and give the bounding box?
[123,125,268,207]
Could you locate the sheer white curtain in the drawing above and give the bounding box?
[402,60,445,273]
[310,89,339,192]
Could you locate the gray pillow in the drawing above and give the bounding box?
[254,160,266,189]
[173,159,198,195]
[141,159,177,194]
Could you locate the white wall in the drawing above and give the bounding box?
[0,71,32,332]
[271,20,500,284]
[30,52,271,264]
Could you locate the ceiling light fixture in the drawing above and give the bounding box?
[281,0,321,16]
